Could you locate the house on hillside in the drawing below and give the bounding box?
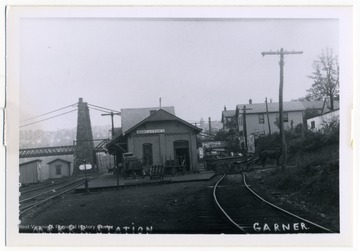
[221,106,236,131]
[20,159,49,185]
[47,158,72,179]
[235,100,305,150]
[107,107,202,173]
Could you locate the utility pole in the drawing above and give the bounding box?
[262,48,303,170]
[265,97,271,135]
[101,111,121,187]
[241,106,252,151]
[101,111,121,137]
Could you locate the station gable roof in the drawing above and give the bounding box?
[121,106,175,133]
[124,109,202,135]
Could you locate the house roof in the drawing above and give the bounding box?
[301,100,325,110]
[301,100,339,113]
[124,109,202,135]
[121,106,175,133]
[236,101,305,114]
[47,158,72,165]
[20,159,43,166]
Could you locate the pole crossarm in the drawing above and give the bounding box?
[261,50,303,57]
[101,111,121,137]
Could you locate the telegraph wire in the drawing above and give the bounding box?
[20,109,78,128]
[20,103,78,122]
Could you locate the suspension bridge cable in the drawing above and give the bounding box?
[88,106,113,114]
[88,103,121,113]
[20,103,78,122]
[20,109,78,128]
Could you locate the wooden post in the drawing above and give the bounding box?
[261,48,303,170]
[265,97,272,135]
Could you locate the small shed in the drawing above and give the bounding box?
[47,158,72,179]
[19,159,43,185]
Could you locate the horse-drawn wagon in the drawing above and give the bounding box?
[121,152,143,179]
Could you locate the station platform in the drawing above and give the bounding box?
[75,170,216,193]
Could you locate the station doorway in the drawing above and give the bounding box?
[173,140,190,171]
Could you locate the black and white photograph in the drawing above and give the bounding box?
[4,5,354,247]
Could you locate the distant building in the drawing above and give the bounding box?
[47,158,72,179]
[107,107,202,172]
[221,106,236,131]
[20,159,48,185]
[235,100,305,149]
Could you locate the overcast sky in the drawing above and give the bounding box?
[19,17,338,131]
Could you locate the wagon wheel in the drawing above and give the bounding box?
[171,167,176,176]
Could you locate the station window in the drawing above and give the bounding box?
[311,121,315,129]
[55,165,62,175]
[258,114,265,124]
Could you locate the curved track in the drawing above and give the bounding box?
[212,173,334,234]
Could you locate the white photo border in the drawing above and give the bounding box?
[4,5,355,248]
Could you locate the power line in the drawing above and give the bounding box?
[20,103,77,122]
[20,109,78,128]
[88,106,112,114]
[88,103,120,113]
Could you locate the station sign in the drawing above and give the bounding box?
[79,164,92,171]
[136,129,165,134]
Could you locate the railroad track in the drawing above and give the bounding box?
[20,177,82,195]
[212,173,335,234]
[19,174,101,217]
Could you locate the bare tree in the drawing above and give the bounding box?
[306,49,339,110]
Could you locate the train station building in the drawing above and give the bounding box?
[106,107,202,172]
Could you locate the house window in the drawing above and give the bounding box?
[276,113,289,122]
[258,114,265,124]
[55,164,62,175]
[311,121,315,129]
[238,117,243,126]
[143,143,153,165]
[283,112,289,122]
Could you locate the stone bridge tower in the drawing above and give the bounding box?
[74,98,96,174]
